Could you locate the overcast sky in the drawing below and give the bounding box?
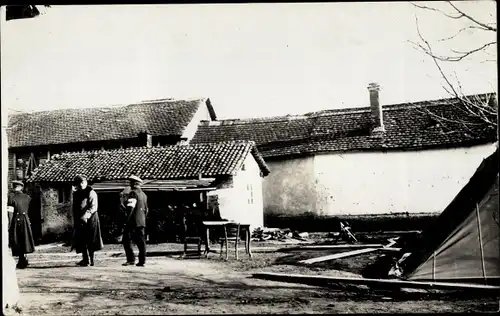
[1,2,497,119]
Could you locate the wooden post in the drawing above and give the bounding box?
[476,203,487,284]
[47,150,50,161]
[12,152,17,172]
[1,10,21,306]
[28,151,38,177]
[432,251,436,281]
[496,94,499,151]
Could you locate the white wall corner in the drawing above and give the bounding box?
[180,100,211,143]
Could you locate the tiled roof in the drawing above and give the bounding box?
[192,93,497,158]
[26,141,270,182]
[8,98,216,148]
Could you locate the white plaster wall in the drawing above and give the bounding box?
[314,143,497,216]
[208,155,264,230]
[262,157,315,216]
[231,154,264,230]
[181,99,212,143]
[212,184,238,223]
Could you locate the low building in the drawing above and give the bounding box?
[192,87,497,230]
[7,97,216,240]
[26,141,269,242]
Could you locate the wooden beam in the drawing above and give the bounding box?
[252,272,500,293]
[384,237,399,248]
[378,247,402,252]
[298,248,378,265]
[355,230,422,235]
[284,244,384,251]
[12,152,17,175]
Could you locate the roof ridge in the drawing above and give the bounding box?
[26,139,270,182]
[139,97,207,104]
[8,97,206,117]
[51,140,257,158]
[197,92,496,126]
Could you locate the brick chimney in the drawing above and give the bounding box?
[367,82,384,132]
[138,131,153,148]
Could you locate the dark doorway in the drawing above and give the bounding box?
[95,190,209,244]
[27,184,43,245]
[97,192,123,244]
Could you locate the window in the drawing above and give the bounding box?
[58,187,64,203]
[58,185,72,204]
[247,184,254,205]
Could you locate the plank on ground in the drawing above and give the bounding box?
[285,244,384,251]
[252,272,500,293]
[299,248,379,264]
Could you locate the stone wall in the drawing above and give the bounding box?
[264,212,439,233]
[40,187,73,243]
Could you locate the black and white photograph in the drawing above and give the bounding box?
[1,2,498,314]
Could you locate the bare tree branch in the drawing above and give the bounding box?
[447,1,497,32]
[450,41,496,56]
[437,25,491,42]
[409,39,495,62]
[477,59,496,64]
[410,13,497,132]
[410,2,496,32]
[414,15,460,97]
[410,2,464,19]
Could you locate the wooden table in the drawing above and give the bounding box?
[203,221,252,258]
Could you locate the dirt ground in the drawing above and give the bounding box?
[6,242,500,315]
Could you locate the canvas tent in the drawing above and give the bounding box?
[394,150,499,285]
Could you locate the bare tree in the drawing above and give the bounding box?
[409,1,497,137]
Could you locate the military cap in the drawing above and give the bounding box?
[11,180,24,187]
[72,175,87,184]
[129,175,143,183]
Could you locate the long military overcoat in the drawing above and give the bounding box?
[71,186,103,253]
[8,191,36,256]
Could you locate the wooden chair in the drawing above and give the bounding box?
[181,210,203,258]
[219,222,241,260]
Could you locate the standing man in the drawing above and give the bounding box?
[71,175,103,267]
[122,175,149,267]
[8,180,35,269]
[118,185,132,243]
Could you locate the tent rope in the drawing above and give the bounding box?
[476,203,487,284]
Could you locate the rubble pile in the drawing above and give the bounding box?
[251,228,310,242]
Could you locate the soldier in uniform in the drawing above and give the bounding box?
[71,175,103,267]
[8,180,35,269]
[122,175,149,267]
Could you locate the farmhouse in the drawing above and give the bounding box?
[7,97,216,240]
[25,141,269,242]
[192,86,498,227]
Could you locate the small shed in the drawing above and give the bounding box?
[26,141,270,242]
